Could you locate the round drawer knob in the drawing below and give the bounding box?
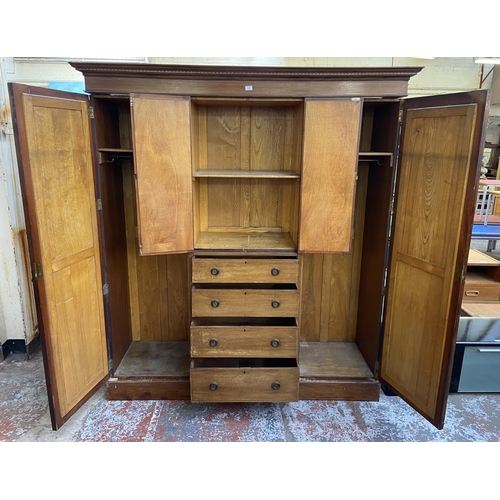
[211,299,220,308]
[270,338,280,348]
[209,382,218,391]
[211,267,220,276]
[271,267,280,276]
[271,300,280,309]
[271,382,281,391]
[209,338,218,347]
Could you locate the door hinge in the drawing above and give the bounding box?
[88,106,94,119]
[32,261,43,281]
[382,285,388,297]
[139,244,143,255]
[103,283,109,295]
[96,198,102,211]
[454,263,466,284]
[398,109,404,123]
[108,359,114,372]
[374,360,380,377]
[390,199,395,215]
[130,97,133,107]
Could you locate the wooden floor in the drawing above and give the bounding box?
[114,340,374,380]
[298,341,379,401]
[111,340,379,402]
[299,342,374,378]
[114,341,190,377]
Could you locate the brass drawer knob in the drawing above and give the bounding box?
[270,338,280,348]
[211,267,220,276]
[271,267,280,276]
[211,299,220,308]
[271,382,281,391]
[271,300,280,308]
[209,382,218,391]
[209,338,218,347]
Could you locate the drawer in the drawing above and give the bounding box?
[190,359,299,402]
[463,273,500,301]
[191,285,300,317]
[190,318,299,358]
[457,345,500,392]
[192,257,299,284]
[463,285,500,301]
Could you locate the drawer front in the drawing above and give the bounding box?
[192,258,299,284]
[190,325,299,358]
[458,346,500,392]
[190,366,299,402]
[192,288,300,317]
[463,283,500,301]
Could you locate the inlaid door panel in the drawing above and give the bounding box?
[11,84,109,429]
[300,99,362,253]
[381,91,489,429]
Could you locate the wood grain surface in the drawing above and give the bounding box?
[190,324,299,358]
[381,102,478,421]
[18,90,108,421]
[192,257,299,283]
[131,94,193,254]
[192,287,300,317]
[190,364,299,402]
[299,99,362,253]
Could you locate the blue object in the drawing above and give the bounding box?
[471,224,500,239]
[48,81,87,94]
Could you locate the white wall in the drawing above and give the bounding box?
[0,59,36,346]
[3,58,84,87]
[0,56,496,348]
[0,132,23,346]
[487,67,500,145]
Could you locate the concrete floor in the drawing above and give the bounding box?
[1,348,499,442]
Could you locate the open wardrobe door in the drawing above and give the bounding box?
[380,90,489,429]
[10,84,109,430]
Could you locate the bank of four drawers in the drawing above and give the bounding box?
[190,257,300,402]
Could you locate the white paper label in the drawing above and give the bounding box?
[245,85,253,91]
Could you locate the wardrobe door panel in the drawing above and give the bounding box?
[381,90,489,429]
[131,94,194,255]
[299,99,362,253]
[10,84,109,430]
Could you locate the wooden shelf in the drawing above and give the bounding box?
[98,148,133,154]
[98,148,133,165]
[114,341,190,377]
[461,302,500,317]
[298,342,380,400]
[468,249,500,266]
[359,152,393,157]
[358,152,393,165]
[195,231,296,251]
[193,169,300,179]
[299,342,374,378]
